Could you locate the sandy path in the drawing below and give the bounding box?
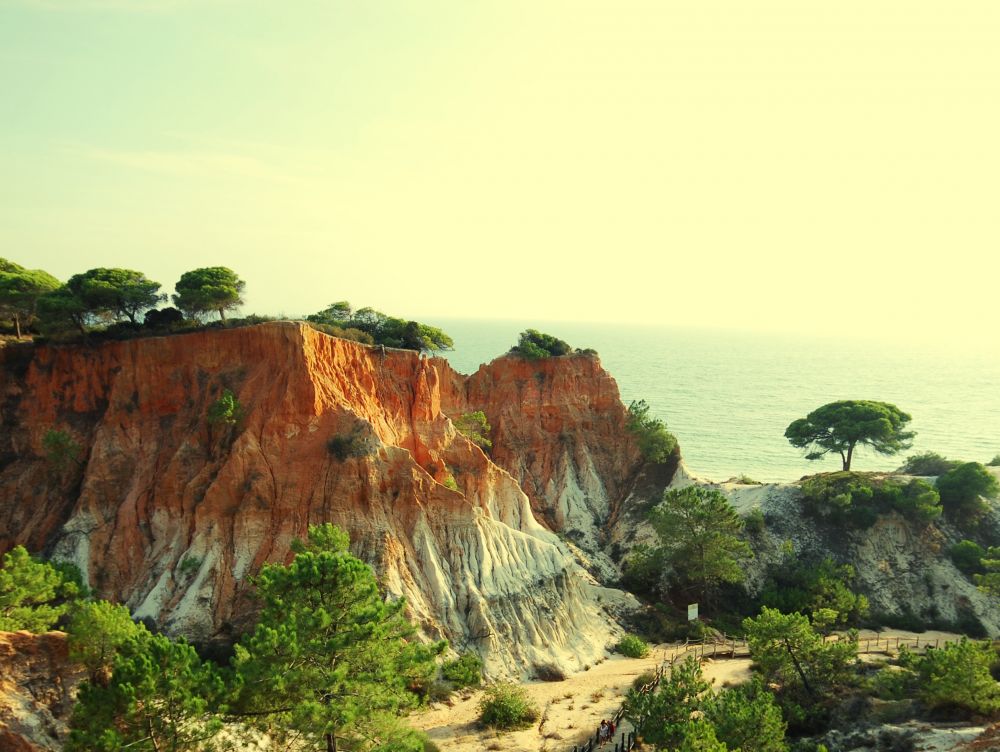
[412,629,963,751]
[411,645,754,752]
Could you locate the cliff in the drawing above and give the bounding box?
[436,352,644,577]
[612,464,1000,636]
[0,631,82,751]
[0,323,643,674]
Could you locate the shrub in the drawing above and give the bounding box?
[42,428,82,472]
[949,540,986,576]
[626,399,678,463]
[899,639,1000,716]
[327,429,371,461]
[743,507,766,535]
[454,411,492,449]
[477,683,539,730]
[441,652,482,688]
[442,475,459,492]
[0,546,80,632]
[616,634,650,658]
[178,556,202,578]
[510,329,572,360]
[987,454,1000,467]
[632,670,658,690]
[759,555,869,629]
[206,389,244,426]
[937,462,1000,520]
[898,451,962,476]
[799,472,941,529]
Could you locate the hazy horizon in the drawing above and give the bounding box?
[3,1,999,343]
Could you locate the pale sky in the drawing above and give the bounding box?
[2,1,998,340]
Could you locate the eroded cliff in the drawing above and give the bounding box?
[0,323,643,674]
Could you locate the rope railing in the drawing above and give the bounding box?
[565,632,972,752]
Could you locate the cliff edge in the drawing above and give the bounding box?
[0,323,644,675]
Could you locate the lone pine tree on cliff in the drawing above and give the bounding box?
[173,266,245,321]
[785,399,914,471]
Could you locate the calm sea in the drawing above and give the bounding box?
[430,319,1000,484]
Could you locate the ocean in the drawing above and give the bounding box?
[431,319,1000,484]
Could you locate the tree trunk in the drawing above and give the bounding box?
[844,443,855,471]
[326,732,337,752]
[219,308,226,322]
[13,313,21,339]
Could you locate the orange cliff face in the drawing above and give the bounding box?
[0,323,648,675]
[436,351,645,577]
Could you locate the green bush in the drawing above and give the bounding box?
[42,428,82,471]
[743,507,766,535]
[616,634,650,658]
[307,302,453,352]
[510,329,572,359]
[626,399,678,463]
[0,546,80,632]
[898,451,962,476]
[987,454,1000,467]
[799,472,941,529]
[441,652,482,688]
[207,389,244,426]
[937,462,1000,519]
[899,639,1000,716]
[949,540,986,576]
[477,683,539,730]
[759,556,869,629]
[454,411,492,449]
[442,475,459,492]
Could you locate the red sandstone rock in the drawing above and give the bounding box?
[0,323,645,673]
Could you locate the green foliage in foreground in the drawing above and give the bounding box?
[0,546,79,632]
[231,523,444,752]
[615,634,650,658]
[67,601,145,685]
[441,652,483,688]
[477,683,539,730]
[799,472,941,529]
[625,656,787,752]
[897,639,1000,716]
[785,400,914,471]
[626,399,678,463]
[510,328,571,359]
[743,608,857,729]
[67,631,226,752]
[936,462,1000,520]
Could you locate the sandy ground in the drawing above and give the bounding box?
[411,629,968,752]
[411,645,753,752]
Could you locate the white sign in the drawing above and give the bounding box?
[687,603,698,621]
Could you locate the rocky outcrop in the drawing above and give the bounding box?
[0,323,643,674]
[437,352,645,578]
[724,477,1000,635]
[0,631,82,751]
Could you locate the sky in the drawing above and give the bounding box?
[2,1,999,341]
